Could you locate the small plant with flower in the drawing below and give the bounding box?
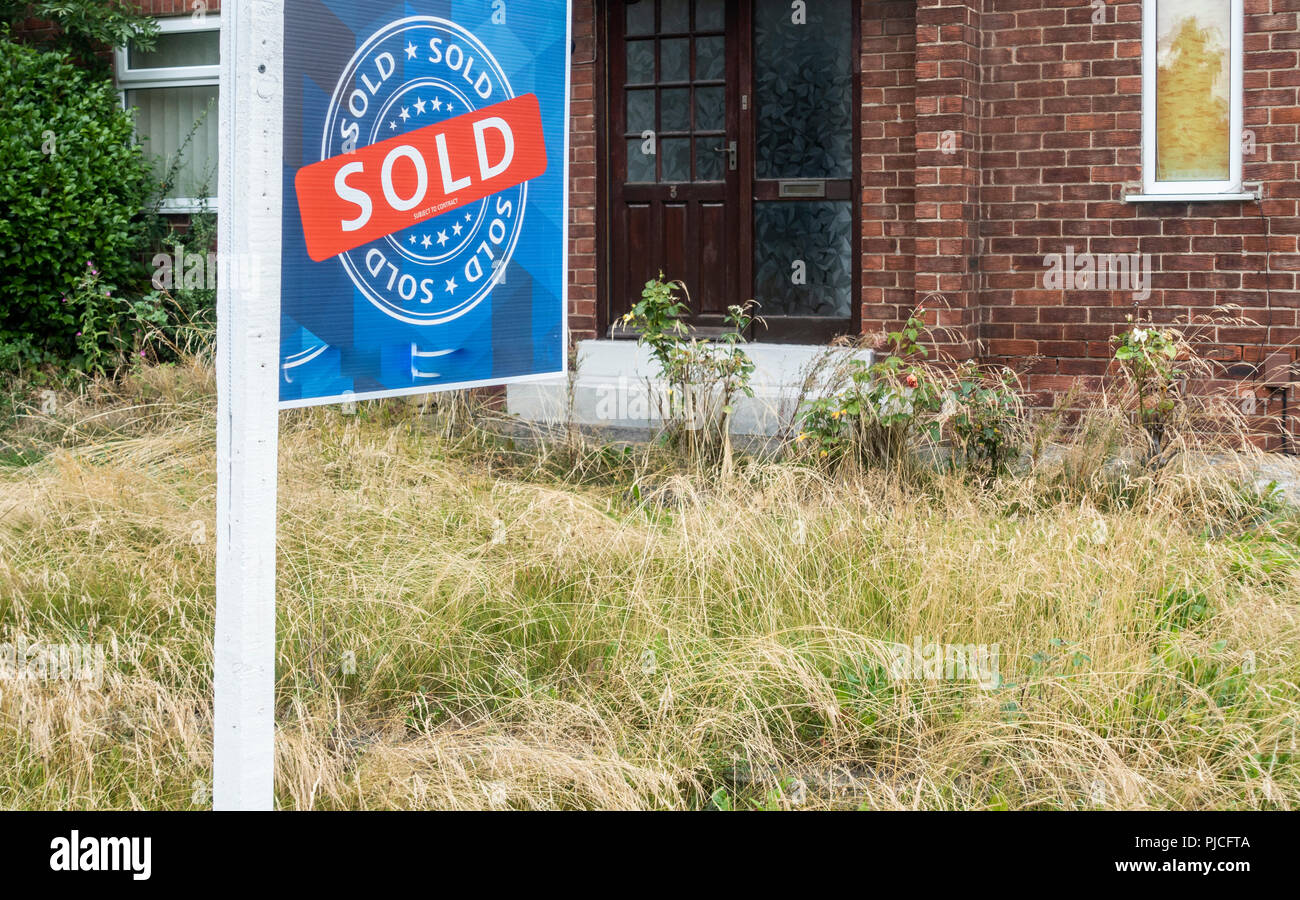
[70,261,168,376]
[796,310,942,469]
[1111,315,1189,463]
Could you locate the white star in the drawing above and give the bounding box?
[405,42,417,60]
[444,278,458,294]
[464,212,472,222]
[421,234,432,248]
[431,97,443,112]
[399,107,411,122]
[446,103,454,113]
[452,222,463,236]
[389,120,397,130]
[414,98,427,115]
[409,235,417,245]
[436,230,449,247]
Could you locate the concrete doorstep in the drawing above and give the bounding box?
[506,339,875,438]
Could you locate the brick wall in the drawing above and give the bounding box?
[975,0,1298,439]
[913,0,986,359]
[861,0,918,341]
[137,0,219,14]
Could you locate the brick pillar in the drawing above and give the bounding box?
[860,0,917,339]
[914,0,982,361]
[567,0,599,341]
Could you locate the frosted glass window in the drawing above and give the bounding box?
[1156,0,1231,181]
[1142,0,1242,195]
[753,0,853,180]
[125,86,219,203]
[128,29,220,70]
[754,202,853,317]
[117,18,221,208]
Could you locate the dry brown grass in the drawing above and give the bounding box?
[0,360,1298,809]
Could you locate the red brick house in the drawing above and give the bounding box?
[112,0,1298,439]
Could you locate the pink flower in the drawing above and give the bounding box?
[905,374,919,389]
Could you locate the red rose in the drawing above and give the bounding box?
[905,374,919,389]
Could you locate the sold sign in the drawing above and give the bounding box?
[294,93,547,262]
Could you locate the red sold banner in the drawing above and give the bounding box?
[295,93,547,262]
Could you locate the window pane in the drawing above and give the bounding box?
[128,29,219,69]
[660,138,690,182]
[754,201,853,317]
[627,138,656,183]
[626,1,655,36]
[696,36,725,82]
[754,0,853,179]
[661,38,691,82]
[695,136,724,181]
[660,88,691,132]
[696,0,726,32]
[626,39,655,84]
[126,85,219,201]
[695,86,725,132]
[1156,0,1231,181]
[661,0,690,33]
[626,88,655,133]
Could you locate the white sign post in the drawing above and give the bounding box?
[214,0,284,811]
[211,0,570,811]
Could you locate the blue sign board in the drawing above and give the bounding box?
[279,0,570,407]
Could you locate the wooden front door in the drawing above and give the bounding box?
[606,0,859,342]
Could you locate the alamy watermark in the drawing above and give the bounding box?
[49,831,151,881]
[0,635,108,688]
[151,248,267,293]
[593,375,720,430]
[1042,245,1151,302]
[887,637,1001,689]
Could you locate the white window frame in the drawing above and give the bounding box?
[1135,0,1244,200]
[116,15,222,213]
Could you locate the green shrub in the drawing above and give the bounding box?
[1,2,156,67]
[0,36,156,367]
[621,275,757,466]
[1110,316,1189,464]
[797,312,943,469]
[944,362,1026,475]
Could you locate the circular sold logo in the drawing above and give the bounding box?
[321,16,526,326]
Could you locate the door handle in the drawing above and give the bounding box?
[713,140,737,172]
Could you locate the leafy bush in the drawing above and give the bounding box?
[1,1,156,66]
[66,262,176,376]
[1110,316,1189,463]
[796,312,943,468]
[944,362,1025,475]
[622,275,756,465]
[0,36,157,367]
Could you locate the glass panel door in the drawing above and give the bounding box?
[605,1,857,341]
[610,0,741,328]
[751,0,855,339]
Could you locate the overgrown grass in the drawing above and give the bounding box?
[0,361,1297,809]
